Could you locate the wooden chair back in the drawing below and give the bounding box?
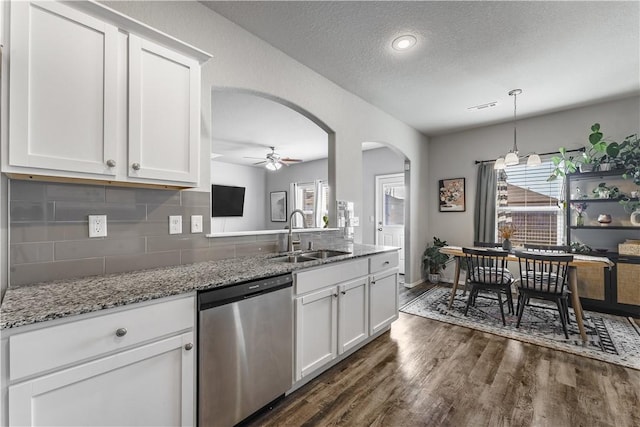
[515,251,573,294]
[523,243,570,253]
[462,247,511,284]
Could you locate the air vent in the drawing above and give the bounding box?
[467,101,499,111]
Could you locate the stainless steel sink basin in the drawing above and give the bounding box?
[271,255,318,263]
[270,249,351,263]
[304,249,351,259]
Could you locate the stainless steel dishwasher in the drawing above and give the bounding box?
[198,273,293,427]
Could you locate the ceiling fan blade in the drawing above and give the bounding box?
[243,156,266,160]
[253,160,267,165]
[281,157,302,163]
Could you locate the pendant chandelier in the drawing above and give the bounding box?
[494,89,541,170]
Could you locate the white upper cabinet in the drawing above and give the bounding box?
[4,1,211,187]
[9,1,119,176]
[128,36,200,183]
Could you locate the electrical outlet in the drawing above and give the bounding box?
[169,215,182,235]
[191,215,203,233]
[88,215,107,238]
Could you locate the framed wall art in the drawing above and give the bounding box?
[270,191,287,222]
[439,177,465,212]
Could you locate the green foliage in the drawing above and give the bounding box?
[620,198,640,214]
[548,123,640,185]
[547,147,577,181]
[570,241,592,254]
[592,182,620,199]
[422,236,450,275]
[618,133,640,185]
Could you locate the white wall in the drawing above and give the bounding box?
[102,1,430,284]
[361,147,406,245]
[428,96,640,282]
[211,161,267,232]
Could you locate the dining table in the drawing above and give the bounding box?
[439,246,614,343]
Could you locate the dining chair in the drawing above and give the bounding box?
[515,251,573,339]
[462,247,515,326]
[523,243,570,253]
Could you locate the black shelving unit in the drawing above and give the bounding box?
[565,170,640,316]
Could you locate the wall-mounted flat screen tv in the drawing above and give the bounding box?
[212,185,245,217]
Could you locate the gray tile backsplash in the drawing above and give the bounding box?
[8,180,344,287]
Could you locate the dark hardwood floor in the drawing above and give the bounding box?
[248,301,640,427]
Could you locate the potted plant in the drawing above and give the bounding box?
[422,236,450,283]
[548,123,635,180]
[620,198,640,226]
[570,241,593,254]
[591,182,620,199]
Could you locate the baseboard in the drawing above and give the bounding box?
[403,279,424,288]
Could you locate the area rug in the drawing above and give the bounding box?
[401,287,640,370]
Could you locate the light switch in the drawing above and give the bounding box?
[191,215,203,233]
[169,215,182,235]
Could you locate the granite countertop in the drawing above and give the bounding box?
[0,243,398,330]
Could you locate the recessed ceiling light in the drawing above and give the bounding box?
[392,35,417,51]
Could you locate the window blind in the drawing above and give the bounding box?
[496,159,564,245]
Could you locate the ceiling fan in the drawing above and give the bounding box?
[245,147,302,170]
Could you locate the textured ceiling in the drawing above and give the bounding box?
[203,1,640,136]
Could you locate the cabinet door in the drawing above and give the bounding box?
[369,270,399,334]
[9,332,195,427]
[295,287,338,380]
[616,262,640,306]
[338,277,369,355]
[9,1,118,175]
[128,35,199,184]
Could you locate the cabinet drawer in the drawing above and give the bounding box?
[9,296,194,381]
[369,252,399,274]
[295,259,368,295]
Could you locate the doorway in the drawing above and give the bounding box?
[375,173,405,274]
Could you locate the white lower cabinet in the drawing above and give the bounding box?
[338,277,369,354]
[295,276,369,381]
[5,296,196,427]
[294,252,400,382]
[295,286,338,379]
[369,269,399,335]
[9,332,194,427]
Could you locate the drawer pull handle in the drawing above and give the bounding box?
[341,290,346,295]
[383,261,390,265]
[333,293,338,298]
[106,159,116,167]
[184,343,194,351]
[115,328,127,337]
[131,162,141,171]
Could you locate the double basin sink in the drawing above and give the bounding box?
[271,249,351,264]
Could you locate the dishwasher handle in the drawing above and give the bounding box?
[199,273,293,310]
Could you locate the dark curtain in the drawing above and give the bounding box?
[474,163,497,243]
